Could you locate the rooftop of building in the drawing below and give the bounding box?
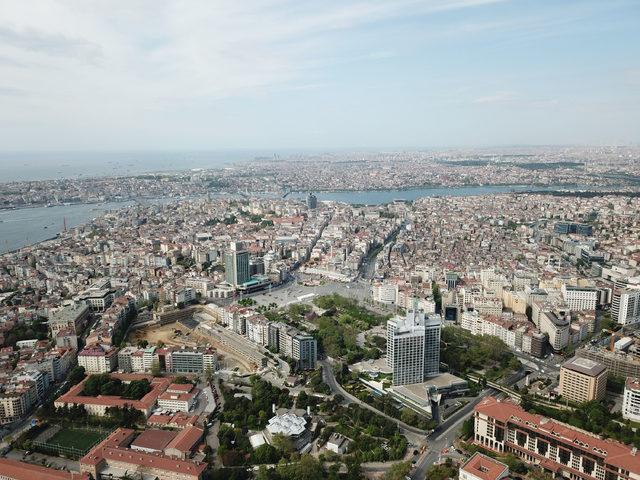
[460,452,509,480]
[626,377,640,392]
[55,373,171,411]
[562,357,606,377]
[80,428,207,476]
[475,397,640,473]
[266,412,307,437]
[0,458,90,480]
[130,429,177,452]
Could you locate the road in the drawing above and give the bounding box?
[410,388,496,480]
[206,375,225,464]
[320,359,428,438]
[321,355,498,480]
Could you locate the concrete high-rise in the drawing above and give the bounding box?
[611,278,640,326]
[387,310,441,386]
[306,192,317,209]
[559,357,607,404]
[622,377,640,423]
[224,242,250,287]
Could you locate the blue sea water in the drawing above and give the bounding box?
[0,150,270,182]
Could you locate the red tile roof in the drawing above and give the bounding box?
[475,397,640,473]
[80,428,206,478]
[165,426,204,454]
[461,453,509,480]
[130,429,177,452]
[0,458,90,480]
[55,373,170,412]
[167,383,194,393]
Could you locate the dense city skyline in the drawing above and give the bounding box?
[1,2,640,480]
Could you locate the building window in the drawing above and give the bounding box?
[537,440,548,456]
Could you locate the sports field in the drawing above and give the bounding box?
[46,427,106,450]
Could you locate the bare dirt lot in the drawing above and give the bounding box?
[128,322,199,348]
[128,322,252,373]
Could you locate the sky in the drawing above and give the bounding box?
[0,0,639,151]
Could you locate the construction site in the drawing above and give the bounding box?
[127,308,269,374]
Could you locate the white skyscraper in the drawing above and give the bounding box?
[387,310,441,386]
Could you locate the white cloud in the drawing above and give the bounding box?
[0,0,509,108]
[473,91,517,104]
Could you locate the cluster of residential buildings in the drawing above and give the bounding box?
[230,146,640,193]
[212,303,317,370]
[303,202,402,282]
[77,343,218,376]
[371,193,640,357]
[0,343,76,424]
[0,197,330,315]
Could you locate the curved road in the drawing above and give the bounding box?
[320,359,428,437]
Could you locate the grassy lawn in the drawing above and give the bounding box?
[47,428,106,450]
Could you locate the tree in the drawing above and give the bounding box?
[255,466,273,480]
[100,379,123,396]
[461,417,475,439]
[384,461,412,480]
[122,379,152,399]
[173,375,192,385]
[271,433,294,456]
[344,456,363,480]
[277,455,324,480]
[252,444,281,464]
[296,391,310,409]
[83,373,120,396]
[502,454,528,474]
[423,463,458,480]
[203,366,215,384]
[67,366,86,385]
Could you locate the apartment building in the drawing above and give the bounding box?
[48,303,90,336]
[559,357,607,403]
[622,378,640,423]
[539,311,570,351]
[292,333,317,370]
[616,288,640,326]
[577,346,640,378]
[372,281,399,304]
[78,344,119,373]
[0,381,37,424]
[561,285,598,312]
[474,397,640,480]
